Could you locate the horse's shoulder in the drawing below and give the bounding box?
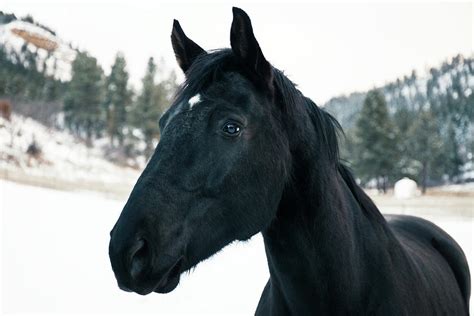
[385,214,447,239]
[384,214,462,256]
[385,214,470,311]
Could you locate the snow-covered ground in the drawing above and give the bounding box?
[437,182,474,193]
[0,115,140,195]
[1,180,268,315]
[1,180,473,315]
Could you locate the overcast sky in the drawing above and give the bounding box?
[2,0,473,103]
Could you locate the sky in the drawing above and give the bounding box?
[2,0,473,103]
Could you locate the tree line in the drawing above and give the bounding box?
[326,55,474,193]
[0,28,177,164]
[1,13,472,183]
[63,51,177,159]
[0,11,178,163]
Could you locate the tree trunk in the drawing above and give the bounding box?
[110,134,115,147]
[382,175,387,194]
[421,162,428,194]
[85,120,93,148]
[118,134,124,147]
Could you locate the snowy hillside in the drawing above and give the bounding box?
[325,55,474,129]
[0,19,76,81]
[0,114,140,195]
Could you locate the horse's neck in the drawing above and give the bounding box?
[261,163,393,314]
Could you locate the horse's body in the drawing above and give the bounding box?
[257,164,469,315]
[109,8,470,315]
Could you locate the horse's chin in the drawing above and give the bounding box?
[152,257,183,294]
[153,273,181,293]
[126,257,183,295]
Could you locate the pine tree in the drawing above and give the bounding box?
[442,120,463,180]
[354,89,398,193]
[131,57,177,158]
[64,51,104,146]
[392,106,415,178]
[132,57,160,157]
[407,109,443,193]
[104,52,131,146]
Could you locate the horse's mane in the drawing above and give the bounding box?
[177,49,384,222]
[272,67,385,223]
[338,163,386,223]
[272,68,341,165]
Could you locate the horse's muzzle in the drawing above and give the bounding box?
[109,232,183,295]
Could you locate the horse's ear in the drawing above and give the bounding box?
[230,7,273,91]
[171,19,206,73]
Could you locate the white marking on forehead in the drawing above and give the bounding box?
[188,94,202,109]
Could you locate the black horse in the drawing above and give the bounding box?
[109,8,470,315]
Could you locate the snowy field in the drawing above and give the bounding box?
[1,180,473,315]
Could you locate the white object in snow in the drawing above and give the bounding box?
[394,177,418,199]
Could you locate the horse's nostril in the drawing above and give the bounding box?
[129,238,150,280]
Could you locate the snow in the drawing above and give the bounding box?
[468,76,474,89]
[1,180,473,315]
[401,85,411,99]
[438,182,474,193]
[437,73,453,95]
[415,78,428,96]
[466,88,473,97]
[1,180,269,315]
[0,20,76,81]
[394,177,419,199]
[0,114,140,190]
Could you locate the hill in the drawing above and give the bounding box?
[324,55,474,132]
[0,114,140,197]
[324,54,474,184]
[0,11,76,81]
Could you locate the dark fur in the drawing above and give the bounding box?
[109,7,470,315]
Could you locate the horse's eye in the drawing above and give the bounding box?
[222,122,241,136]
